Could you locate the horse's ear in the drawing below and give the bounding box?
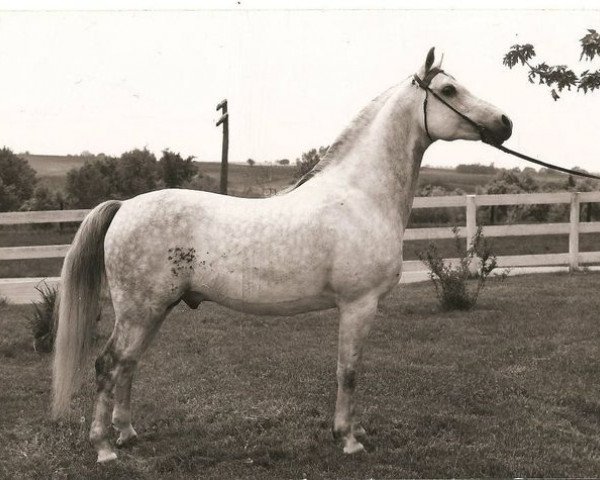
[417,47,437,78]
[425,47,435,72]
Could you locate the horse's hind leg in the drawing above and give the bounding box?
[333,294,378,454]
[90,303,167,463]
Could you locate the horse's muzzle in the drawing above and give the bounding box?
[481,114,513,145]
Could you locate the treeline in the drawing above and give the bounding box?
[455,163,498,175]
[0,147,218,212]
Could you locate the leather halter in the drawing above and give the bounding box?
[413,68,490,144]
[412,68,600,181]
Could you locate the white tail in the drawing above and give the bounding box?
[51,200,121,419]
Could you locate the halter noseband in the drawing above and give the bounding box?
[412,68,492,144]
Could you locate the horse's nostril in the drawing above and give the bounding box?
[501,115,512,129]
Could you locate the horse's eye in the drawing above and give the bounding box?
[441,85,456,96]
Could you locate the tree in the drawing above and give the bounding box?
[247,158,255,167]
[294,146,329,179]
[116,148,161,197]
[483,170,547,223]
[0,147,37,211]
[503,29,600,100]
[65,159,118,208]
[159,150,197,188]
[277,159,290,166]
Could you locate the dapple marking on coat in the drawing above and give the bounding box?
[51,48,512,463]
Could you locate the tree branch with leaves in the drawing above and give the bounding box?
[503,29,600,100]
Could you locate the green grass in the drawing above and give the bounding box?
[1,273,600,478]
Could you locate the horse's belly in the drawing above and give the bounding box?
[190,266,336,315]
[204,293,336,316]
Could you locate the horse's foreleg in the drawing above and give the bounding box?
[333,294,378,454]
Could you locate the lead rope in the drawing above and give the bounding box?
[413,72,600,182]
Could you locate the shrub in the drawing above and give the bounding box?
[0,296,9,308]
[29,281,59,353]
[0,147,38,211]
[418,227,507,311]
[159,150,197,188]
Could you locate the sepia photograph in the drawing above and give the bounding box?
[1,1,600,478]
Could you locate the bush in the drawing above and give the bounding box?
[418,227,507,311]
[29,281,58,353]
[65,157,120,208]
[20,185,65,211]
[0,147,38,211]
[159,150,197,188]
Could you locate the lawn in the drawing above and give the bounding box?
[2,273,600,478]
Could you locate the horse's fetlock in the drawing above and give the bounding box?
[332,422,351,441]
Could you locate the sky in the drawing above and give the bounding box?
[0,2,599,172]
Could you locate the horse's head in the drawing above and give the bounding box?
[414,47,512,145]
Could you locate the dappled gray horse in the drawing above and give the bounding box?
[52,48,512,463]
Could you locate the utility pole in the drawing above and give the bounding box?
[216,99,229,195]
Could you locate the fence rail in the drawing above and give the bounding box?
[2,191,600,284]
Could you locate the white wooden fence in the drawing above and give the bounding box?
[1,191,600,303]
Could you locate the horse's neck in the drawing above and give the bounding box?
[322,83,429,226]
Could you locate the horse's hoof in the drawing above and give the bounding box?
[116,433,138,448]
[116,426,138,448]
[343,439,365,454]
[97,449,118,463]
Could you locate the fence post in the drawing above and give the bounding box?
[569,191,580,271]
[466,194,477,273]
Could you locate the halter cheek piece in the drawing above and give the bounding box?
[412,68,491,144]
[412,68,600,181]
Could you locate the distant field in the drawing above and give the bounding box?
[196,163,296,197]
[2,273,600,478]
[20,153,89,179]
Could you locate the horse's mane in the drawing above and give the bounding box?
[287,86,397,191]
